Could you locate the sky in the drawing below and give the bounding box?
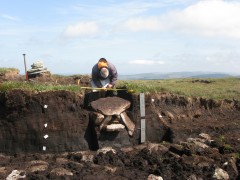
[0,0,240,75]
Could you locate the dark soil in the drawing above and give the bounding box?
[0,74,239,179]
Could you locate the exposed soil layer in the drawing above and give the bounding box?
[0,75,240,179]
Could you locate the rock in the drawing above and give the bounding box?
[194,141,209,149]
[90,112,105,126]
[104,166,117,173]
[27,60,50,78]
[28,160,49,166]
[147,143,160,153]
[120,147,134,153]
[166,111,175,121]
[120,112,135,136]
[199,133,214,146]
[229,158,239,174]
[99,115,112,131]
[56,158,69,165]
[169,144,184,155]
[169,151,181,159]
[187,138,205,143]
[199,133,212,140]
[106,123,125,131]
[27,160,49,173]
[50,167,73,177]
[31,61,44,69]
[91,97,131,115]
[187,174,202,180]
[134,144,148,151]
[27,164,48,173]
[79,151,94,162]
[147,143,169,154]
[6,170,26,180]
[186,138,209,150]
[213,167,229,180]
[97,147,116,154]
[148,174,163,180]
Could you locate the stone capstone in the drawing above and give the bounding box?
[90,97,135,135]
[90,97,131,115]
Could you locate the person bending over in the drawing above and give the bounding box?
[91,58,118,90]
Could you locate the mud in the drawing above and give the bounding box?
[0,75,239,179]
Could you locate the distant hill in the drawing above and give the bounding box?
[119,72,238,80]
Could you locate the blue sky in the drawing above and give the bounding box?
[1,0,240,75]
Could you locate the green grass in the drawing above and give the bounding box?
[0,81,82,93]
[0,68,19,73]
[116,77,240,100]
[0,77,240,100]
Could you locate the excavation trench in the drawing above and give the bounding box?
[0,89,240,179]
[0,90,141,153]
[0,89,239,154]
[0,89,177,153]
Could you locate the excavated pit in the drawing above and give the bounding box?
[0,89,240,179]
[0,90,139,153]
[0,89,240,153]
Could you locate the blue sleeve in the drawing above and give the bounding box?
[91,64,102,88]
[108,62,118,86]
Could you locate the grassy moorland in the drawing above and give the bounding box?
[117,78,240,100]
[0,78,239,100]
[0,68,239,100]
[0,81,82,93]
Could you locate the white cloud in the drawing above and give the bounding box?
[64,21,99,38]
[123,17,162,32]
[120,0,240,38]
[167,0,240,38]
[129,60,165,65]
[1,14,20,21]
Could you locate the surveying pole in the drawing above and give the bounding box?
[22,53,28,80]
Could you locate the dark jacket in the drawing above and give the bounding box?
[91,61,118,88]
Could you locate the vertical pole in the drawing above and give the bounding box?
[140,93,146,143]
[22,54,28,80]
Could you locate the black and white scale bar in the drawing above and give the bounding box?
[140,93,146,143]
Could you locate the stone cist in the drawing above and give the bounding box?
[91,58,118,91]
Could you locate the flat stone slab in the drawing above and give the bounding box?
[90,97,131,115]
[120,112,135,136]
[106,124,125,131]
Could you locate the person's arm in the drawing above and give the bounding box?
[108,62,118,87]
[92,65,102,88]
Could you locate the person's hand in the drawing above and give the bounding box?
[107,84,113,88]
[102,86,107,91]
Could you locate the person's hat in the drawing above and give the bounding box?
[100,67,109,78]
[98,58,108,69]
